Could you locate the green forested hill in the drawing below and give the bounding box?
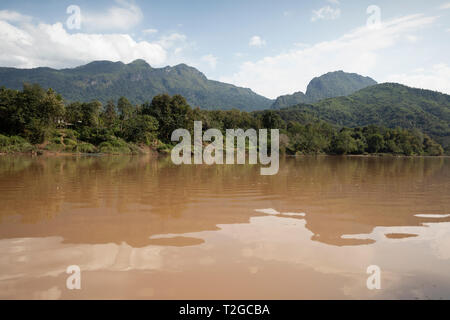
[0,60,273,111]
[0,84,445,157]
[1,61,448,152]
[271,71,377,109]
[271,91,309,110]
[272,83,450,151]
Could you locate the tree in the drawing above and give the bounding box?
[65,102,83,126]
[117,96,134,121]
[367,134,384,153]
[3,84,66,143]
[122,115,159,145]
[102,100,118,128]
[288,122,331,154]
[0,87,20,135]
[143,94,192,143]
[423,135,444,156]
[81,101,102,128]
[261,110,285,130]
[331,130,358,155]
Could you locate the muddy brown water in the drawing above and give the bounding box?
[0,155,449,299]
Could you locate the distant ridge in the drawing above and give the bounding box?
[0,60,273,112]
[272,83,450,152]
[271,70,377,109]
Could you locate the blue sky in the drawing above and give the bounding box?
[0,0,449,98]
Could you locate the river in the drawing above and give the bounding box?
[0,155,449,299]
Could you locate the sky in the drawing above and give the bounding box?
[0,0,449,99]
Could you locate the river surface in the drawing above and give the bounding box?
[0,155,449,299]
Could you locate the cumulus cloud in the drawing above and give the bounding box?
[221,14,438,98]
[0,2,172,69]
[0,19,166,69]
[82,0,143,31]
[311,6,341,22]
[201,54,218,69]
[249,36,266,47]
[0,10,31,23]
[157,33,187,49]
[384,64,450,94]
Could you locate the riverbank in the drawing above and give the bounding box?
[0,131,168,157]
[0,145,162,157]
[1,130,448,158]
[1,148,448,158]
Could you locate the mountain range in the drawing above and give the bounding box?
[0,60,449,151]
[0,62,380,111]
[0,60,272,111]
[270,71,377,109]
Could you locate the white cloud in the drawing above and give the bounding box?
[156,33,197,68]
[384,64,450,94]
[405,34,419,43]
[157,33,187,49]
[82,0,143,31]
[0,10,31,23]
[221,14,438,98]
[201,54,218,69]
[439,2,450,9]
[0,19,166,69]
[294,42,310,48]
[249,36,266,47]
[174,47,183,55]
[311,6,341,22]
[142,28,158,35]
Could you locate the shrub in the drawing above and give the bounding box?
[98,137,132,154]
[64,129,80,140]
[77,143,97,153]
[45,143,64,152]
[51,137,62,144]
[0,134,10,147]
[156,142,172,154]
[0,135,34,153]
[63,138,77,146]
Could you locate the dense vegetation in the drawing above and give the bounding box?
[0,60,272,112]
[271,71,377,109]
[0,84,444,156]
[3,61,447,153]
[273,83,450,153]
